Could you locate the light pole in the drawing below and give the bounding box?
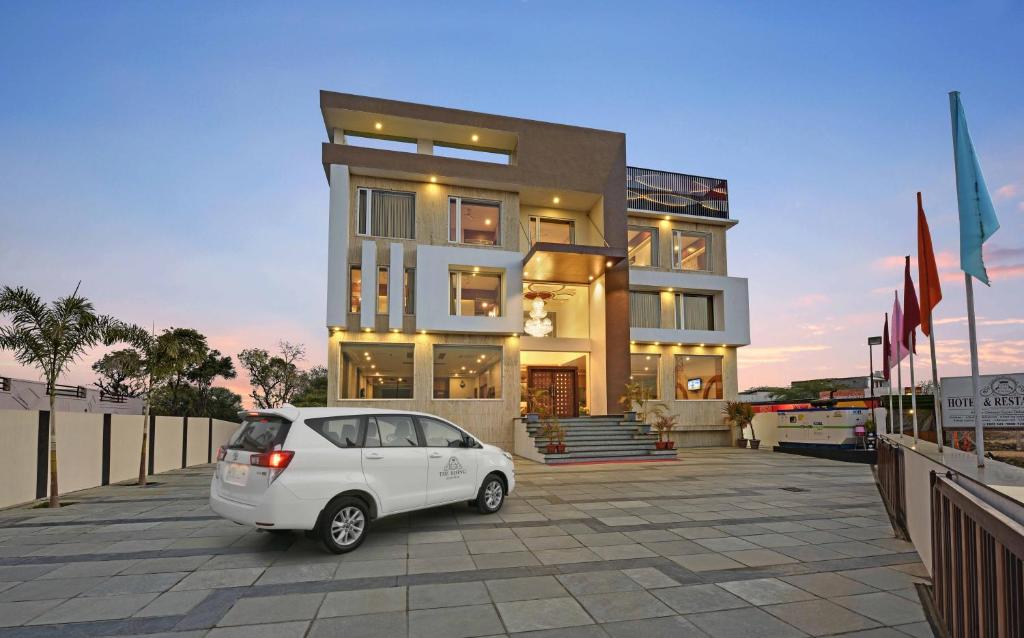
[868,336,882,435]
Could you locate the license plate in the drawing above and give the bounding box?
[224,463,250,486]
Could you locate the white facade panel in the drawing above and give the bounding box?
[360,240,377,330]
[389,243,404,331]
[325,165,350,326]
[415,245,523,334]
[629,269,750,346]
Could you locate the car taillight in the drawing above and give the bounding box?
[216,446,227,462]
[250,450,294,469]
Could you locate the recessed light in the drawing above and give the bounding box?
[524,271,530,277]
[374,122,383,130]
[430,176,437,183]
[473,266,480,272]
[606,261,613,267]
[553,196,560,204]
[471,134,479,142]
[666,287,674,292]
[676,342,682,347]
[699,343,705,347]
[630,340,636,345]
[588,275,594,281]
[484,219,491,225]
[653,342,660,346]
[420,330,427,334]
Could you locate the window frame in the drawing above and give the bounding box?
[671,230,712,272]
[673,354,724,401]
[431,344,504,401]
[364,414,423,447]
[627,224,659,268]
[356,187,416,239]
[338,343,416,400]
[629,353,660,400]
[449,270,504,318]
[349,266,362,314]
[403,268,415,315]
[448,196,502,247]
[376,266,389,315]
[529,215,576,245]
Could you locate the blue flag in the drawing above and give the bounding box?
[949,91,1000,285]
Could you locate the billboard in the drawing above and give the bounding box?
[940,373,1024,430]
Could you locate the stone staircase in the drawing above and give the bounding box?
[523,416,678,464]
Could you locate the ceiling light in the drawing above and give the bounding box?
[473,266,480,272]
[461,366,466,370]
[484,219,492,225]
[364,328,373,332]
[430,176,437,183]
[666,287,674,292]
[588,275,594,281]
[630,340,636,345]
[420,330,427,334]
[471,133,479,142]
[363,352,369,356]
[524,271,529,277]
[553,196,560,204]
[481,302,488,308]
[676,342,682,347]
[606,261,613,267]
[371,365,376,369]
[721,344,727,347]
[374,122,383,130]
[664,216,670,221]
[699,343,705,347]
[653,342,660,346]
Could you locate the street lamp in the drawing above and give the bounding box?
[867,336,882,435]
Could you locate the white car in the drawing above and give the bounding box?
[209,406,515,553]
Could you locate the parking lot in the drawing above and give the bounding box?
[0,449,931,637]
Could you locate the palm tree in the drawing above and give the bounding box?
[117,325,207,485]
[0,285,118,507]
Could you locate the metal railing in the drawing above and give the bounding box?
[46,383,86,399]
[99,390,129,404]
[627,166,730,219]
[931,471,1024,637]
[876,438,907,534]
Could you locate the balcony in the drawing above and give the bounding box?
[626,166,729,220]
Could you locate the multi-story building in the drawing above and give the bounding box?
[321,92,749,451]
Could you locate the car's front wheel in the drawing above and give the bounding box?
[475,474,505,514]
[319,497,369,553]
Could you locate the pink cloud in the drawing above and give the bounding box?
[794,293,828,307]
[994,183,1019,201]
[873,251,956,271]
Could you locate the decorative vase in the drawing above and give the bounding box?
[624,411,638,422]
[526,413,540,423]
[750,439,761,450]
[736,438,747,448]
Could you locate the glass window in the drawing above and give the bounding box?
[433,345,503,399]
[376,267,389,314]
[349,267,362,313]
[404,269,415,314]
[340,344,414,399]
[629,291,660,328]
[450,270,502,317]
[419,417,468,447]
[627,226,657,267]
[371,415,419,447]
[520,283,589,338]
[675,293,714,330]
[357,188,415,239]
[226,417,290,453]
[672,231,710,271]
[630,353,659,399]
[449,197,500,246]
[675,355,723,400]
[305,416,362,448]
[529,216,575,245]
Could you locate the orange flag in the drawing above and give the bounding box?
[917,192,943,335]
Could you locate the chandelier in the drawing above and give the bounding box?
[523,295,553,338]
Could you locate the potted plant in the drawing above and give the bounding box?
[723,401,756,449]
[650,406,677,450]
[538,421,565,454]
[619,380,651,422]
[525,387,549,423]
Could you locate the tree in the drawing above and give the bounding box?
[187,349,236,417]
[116,325,208,485]
[0,285,119,507]
[92,349,146,398]
[291,365,327,407]
[238,341,307,408]
[206,386,243,421]
[159,328,211,417]
[149,383,242,421]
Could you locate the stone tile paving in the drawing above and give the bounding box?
[0,448,934,636]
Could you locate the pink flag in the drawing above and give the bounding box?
[891,292,907,364]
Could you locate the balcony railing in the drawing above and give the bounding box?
[627,166,729,219]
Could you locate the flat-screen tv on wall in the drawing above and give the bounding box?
[687,378,702,391]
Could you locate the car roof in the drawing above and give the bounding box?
[241,406,453,422]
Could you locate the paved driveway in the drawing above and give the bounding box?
[0,448,933,637]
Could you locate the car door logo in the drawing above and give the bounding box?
[439,457,466,480]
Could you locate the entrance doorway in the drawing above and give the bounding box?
[527,367,579,418]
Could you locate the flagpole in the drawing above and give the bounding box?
[964,273,986,466]
[887,389,894,435]
[896,349,904,437]
[928,311,944,452]
[909,341,919,447]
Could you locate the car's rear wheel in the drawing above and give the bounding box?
[475,474,505,514]
[319,497,369,553]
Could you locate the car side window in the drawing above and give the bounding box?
[419,417,468,448]
[375,415,419,447]
[363,418,381,447]
[305,416,362,448]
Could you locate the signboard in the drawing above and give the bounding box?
[941,373,1024,430]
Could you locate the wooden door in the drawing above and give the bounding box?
[528,367,578,418]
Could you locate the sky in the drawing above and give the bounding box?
[1,1,1023,401]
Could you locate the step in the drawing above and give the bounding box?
[545,455,677,464]
[526,426,650,435]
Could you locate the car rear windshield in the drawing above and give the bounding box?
[226,417,291,453]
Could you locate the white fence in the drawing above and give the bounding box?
[0,409,239,509]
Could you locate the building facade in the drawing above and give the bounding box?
[322,92,749,450]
